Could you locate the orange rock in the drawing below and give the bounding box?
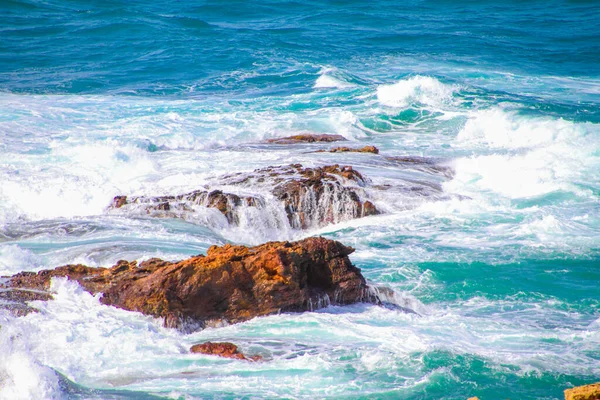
[565,383,600,400]
[3,237,379,331]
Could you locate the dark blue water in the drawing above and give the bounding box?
[2,0,599,97]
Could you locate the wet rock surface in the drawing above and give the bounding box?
[190,342,262,361]
[3,237,379,331]
[317,145,379,154]
[110,164,380,230]
[384,155,455,179]
[111,189,260,225]
[266,134,347,144]
[264,164,379,229]
[0,288,53,317]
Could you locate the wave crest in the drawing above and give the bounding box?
[456,108,588,149]
[376,76,457,108]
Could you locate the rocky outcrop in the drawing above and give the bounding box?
[110,164,380,230]
[565,383,600,400]
[3,237,379,331]
[266,134,347,144]
[318,145,379,154]
[190,342,262,361]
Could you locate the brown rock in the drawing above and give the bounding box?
[190,342,262,361]
[269,164,378,229]
[325,145,380,154]
[112,195,128,208]
[565,383,600,400]
[0,288,53,302]
[362,200,378,217]
[3,237,379,331]
[110,164,380,230]
[266,134,347,144]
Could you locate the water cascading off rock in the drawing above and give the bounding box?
[109,164,379,230]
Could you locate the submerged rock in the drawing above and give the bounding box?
[190,342,262,361]
[318,145,379,154]
[110,164,380,230]
[3,237,379,331]
[111,189,260,225]
[564,383,600,400]
[385,155,455,179]
[266,134,347,144]
[0,288,52,317]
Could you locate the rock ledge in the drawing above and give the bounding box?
[4,237,379,331]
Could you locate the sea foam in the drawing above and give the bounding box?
[0,333,62,400]
[376,76,457,108]
[448,109,599,200]
[456,108,589,149]
[314,72,354,89]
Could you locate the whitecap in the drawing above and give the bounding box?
[447,108,600,200]
[0,244,42,276]
[456,108,589,149]
[376,75,457,108]
[314,74,354,89]
[0,341,62,400]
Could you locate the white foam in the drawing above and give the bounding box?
[0,92,368,155]
[0,281,424,396]
[0,331,62,400]
[2,278,183,391]
[376,75,457,108]
[0,245,42,276]
[446,152,572,199]
[314,75,353,89]
[447,108,599,200]
[515,215,563,238]
[456,108,587,149]
[0,141,156,223]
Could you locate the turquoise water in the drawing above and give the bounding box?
[1,1,599,399]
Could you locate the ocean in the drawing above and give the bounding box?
[1,0,599,398]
